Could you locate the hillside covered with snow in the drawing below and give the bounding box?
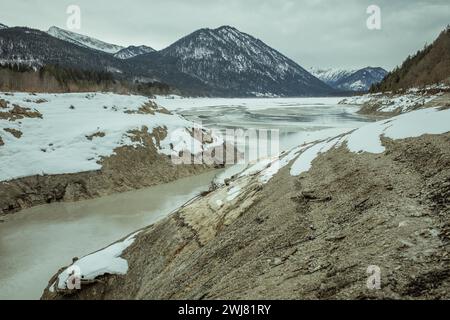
[114,45,155,59]
[310,67,388,92]
[47,26,124,54]
[0,92,223,182]
[131,26,334,97]
[309,68,355,85]
[339,84,450,114]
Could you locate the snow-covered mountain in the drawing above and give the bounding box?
[47,26,124,54]
[114,45,155,59]
[0,23,8,29]
[309,68,355,85]
[337,67,388,91]
[132,26,334,96]
[2,24,338,96]
[310,67,388,92]
[0,27,129,73]
[0,27,209,95]
[47,27,156,60]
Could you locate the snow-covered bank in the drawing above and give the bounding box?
[214,106,450,200]
[0,92,226,215]
[339,85,450,115]
[0,92,222,182]
[54,231,140,291]
[291,107,450,176]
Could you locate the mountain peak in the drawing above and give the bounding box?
[155,26,333,96]
[47,26,124,54]
[114,45,156,59]
[214,25,238,32]
[0,23,8,29]
[311,66,387,91]
[47,26,60,32]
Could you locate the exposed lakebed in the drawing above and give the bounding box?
[0,170,220,299]
[0,97,373,299]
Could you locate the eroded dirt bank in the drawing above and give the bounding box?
[0,127,218,216]
[0,93,230,216]
[42,132,450,300]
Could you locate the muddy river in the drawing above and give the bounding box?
[0,170,220,299]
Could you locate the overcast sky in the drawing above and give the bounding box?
[1,0,449,70]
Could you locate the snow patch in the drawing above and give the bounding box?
[345,107,450,153]
[290,137,342,176]
[57,232,140,290]
[291,107,450,176]
[226,186,242,201]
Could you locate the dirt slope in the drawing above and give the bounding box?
[42,132,450,300]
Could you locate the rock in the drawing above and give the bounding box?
[3,128,23,138]
[301,190,317,200]
[0,99,8,109]
[398,221,408,228]
[325,234,346,242]
[273,258,282,266]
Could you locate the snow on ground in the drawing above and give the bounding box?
[239,158,273,178]
[212,127,354,187]
[339,85,449,113]
[214,144,313,203]
[345,107,450,153]
[226,186,242,201]
[0,92,223,182]
[290,137,342,176]
[340,92,438,113]
[55,232,140,290]
[258,144,310,184]
[291,107,450,176]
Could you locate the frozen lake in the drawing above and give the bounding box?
[156,96,372,152]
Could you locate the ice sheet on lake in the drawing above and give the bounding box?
[154,96,346,111]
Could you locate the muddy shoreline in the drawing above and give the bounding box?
[42,132,450,300]
[0,170,222,300]
[0,127,222,216]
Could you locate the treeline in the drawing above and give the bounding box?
[371,26,450,93]
[0,63,173,96]
[40,65,115,84]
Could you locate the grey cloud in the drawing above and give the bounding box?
[0,0,449,70]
